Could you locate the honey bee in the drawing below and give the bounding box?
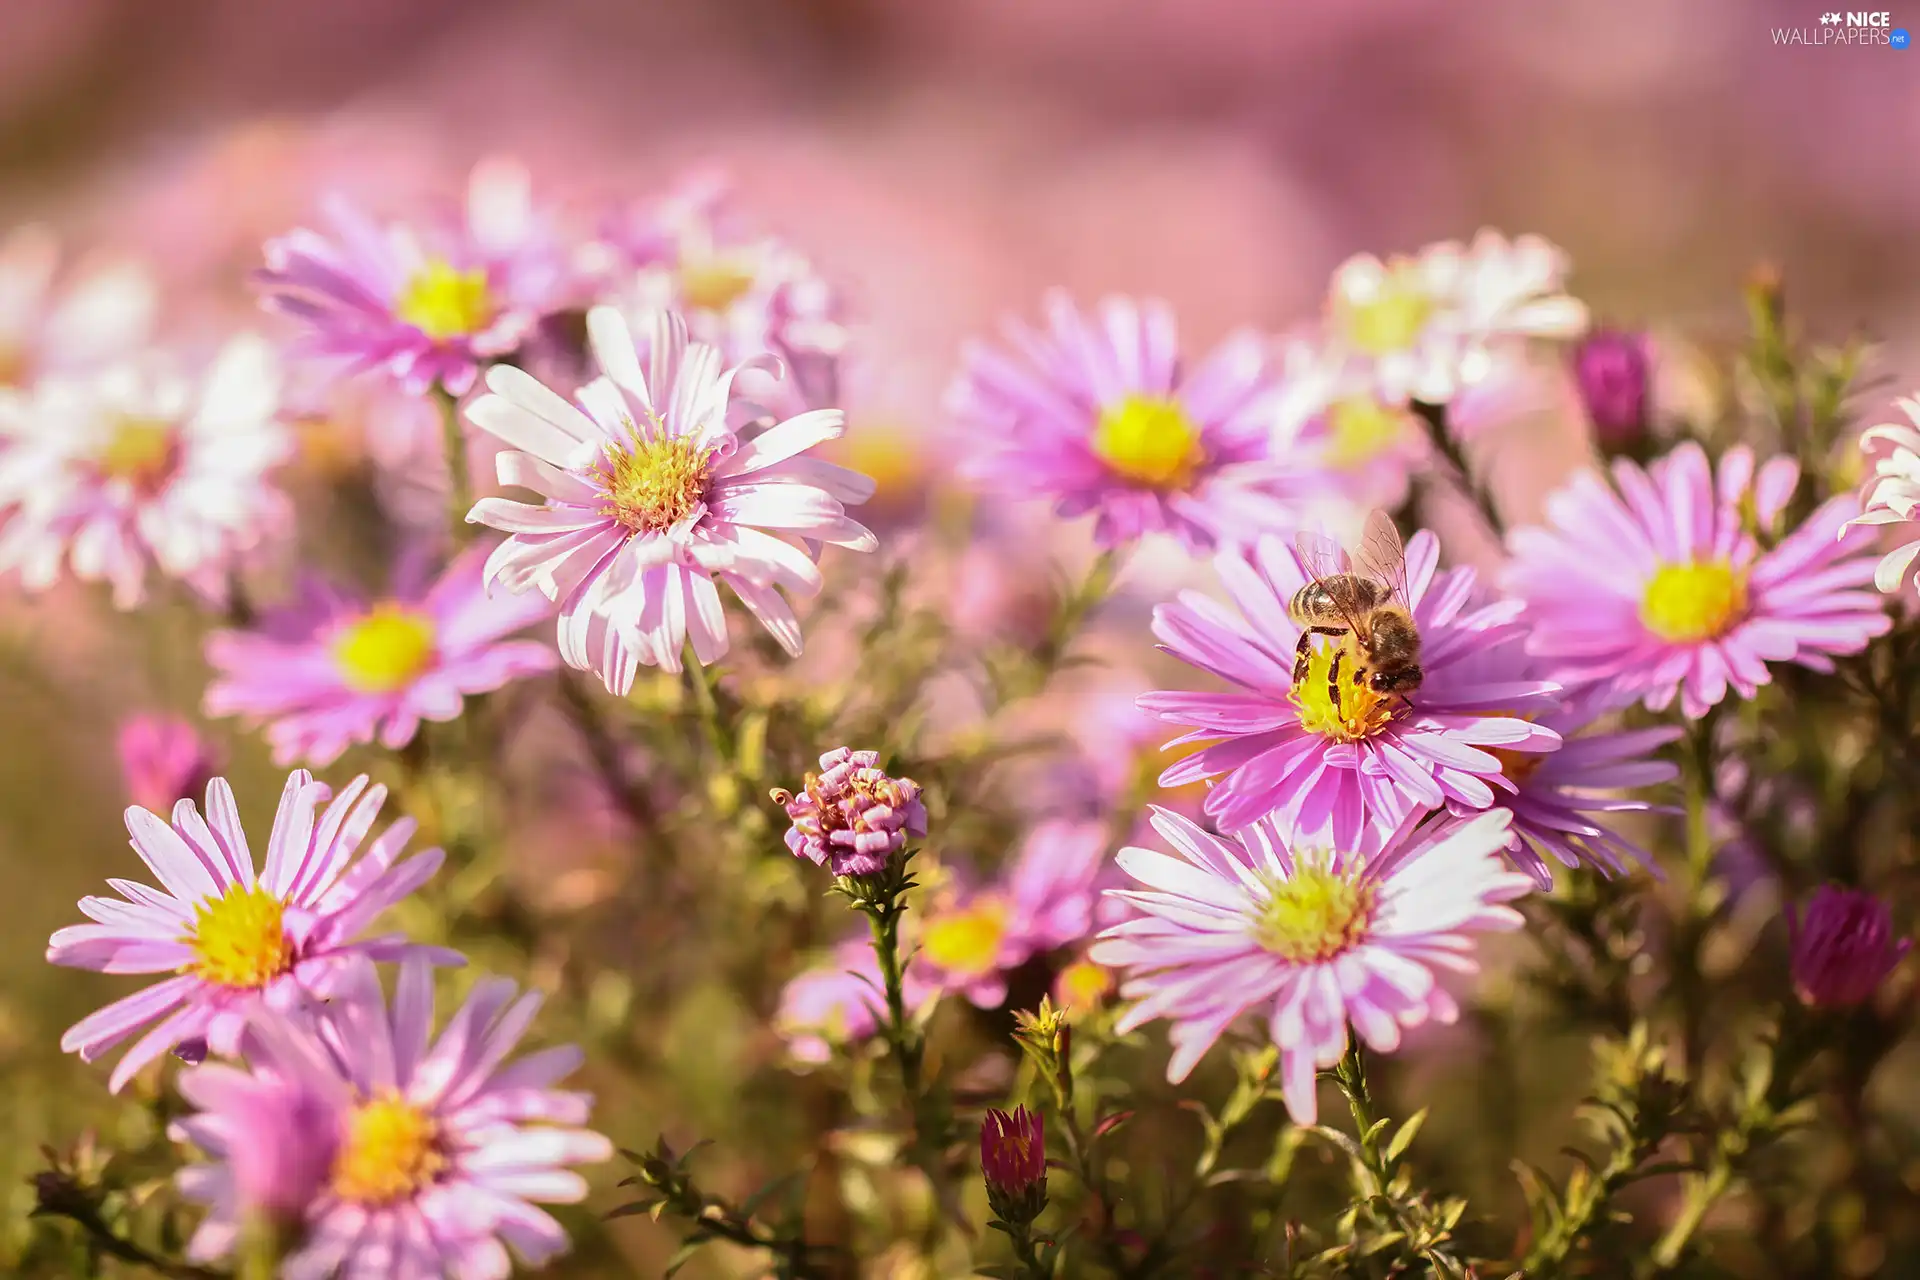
[1287,509,1424,708]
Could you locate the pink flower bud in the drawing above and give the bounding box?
[1788,886,1910,1008]
[116,715,219,814]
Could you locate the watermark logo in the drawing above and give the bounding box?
[1774,9,1902,42]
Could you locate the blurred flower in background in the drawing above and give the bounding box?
[115,714,220,814]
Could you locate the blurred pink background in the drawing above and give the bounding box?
[2,0,1913,432]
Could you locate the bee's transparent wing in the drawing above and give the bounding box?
[1293,531,1349,587]
[1355,508,1413,606]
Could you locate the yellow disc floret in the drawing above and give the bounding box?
[1091,394,1206,490]
[1335,261,1435,356]
[593,431,713,535]
[96,417,179,492]
[921,898,1011,977]
[331,1091,447,1206]
[184,885,293,989]
[333,604,438,695]
[1325,396,1412,469]
[678,258,758,313]
[1292,641,1397,743]
[395,260,495,341]
[1639,560,1747,644]
[1254,860,1374,963]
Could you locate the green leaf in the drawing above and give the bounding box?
[739,1172,807,1220]
[603,1200,658,1221]
[1385,1108,1427,1164]
[663,1237,709,1277]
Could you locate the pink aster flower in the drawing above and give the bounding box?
[775,935,936,1065]
[0,335,292,608]
[1464,687,1679,888]
[1505,442,1891,719]
[915,819,1109,1008]
[1269,337,1429,517]
[1090,806,1531,1122]
[463,306,876,693]
[948,291,1315,553]
[1324,229,1588,406]
[1139,528,1561,846]
[171,955,612,1276]
[597,171,845,418]
[1841,395,1920,597]
[117,715,221,815]
[254,158,567,396]
[47,770,460,1092]
[0,225,156,394]
[203,545,557,766]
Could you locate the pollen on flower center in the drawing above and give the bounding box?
[1291,641,1397,743]
[394,259,495,341]
[1091,394,1206,489]
[1337,263,1435,356]
[922,899,1010,977]
[331,1091,446,1206]
[182,884,293,989]
[1253,862,1374,963]
[1326,396,1412,469]
[678,258,758,313]
[332,604,437,694]
[1640,560,1747,643]
[593,432,713,535]
[96,416,180,492]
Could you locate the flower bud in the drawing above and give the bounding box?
[772,748,927,878]
[1571,329,1652,450]
[981,1106,1047,1226]
[1788,886,1910,1008]
[117,715,219,814]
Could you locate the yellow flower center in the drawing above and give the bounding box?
[1326,396,1413,469]
[1491,747,1546,788]
[182,885,293,989]
[1056,958,1113,1012]
[1639,560,1747,643]
[394,260,495,341]
[1254,861,1374,963]
[593,431,713,534]
[96,416,179,492]
[1336,261,1435,356]
[921,898,1011,977]
[332,604,437,695]
[824,428,922,505]
[678,258,758,313]
[1291,640,1398,743]
[1090,394,1206,489]
[331,1091,446,1206]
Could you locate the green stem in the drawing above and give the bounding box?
[1412,399,1506,540]
[435,382,473,552]
[864,900,923,1102]
[37,1205,220,1279]
[1006,1220,1050,1278]
[1676,712,1721,1077]
[1331,1039,1464,1280]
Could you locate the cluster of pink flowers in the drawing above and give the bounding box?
[17,137,1918,1275]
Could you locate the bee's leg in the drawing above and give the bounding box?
[1328,648,1344,709]
[1290,626,1346,684]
